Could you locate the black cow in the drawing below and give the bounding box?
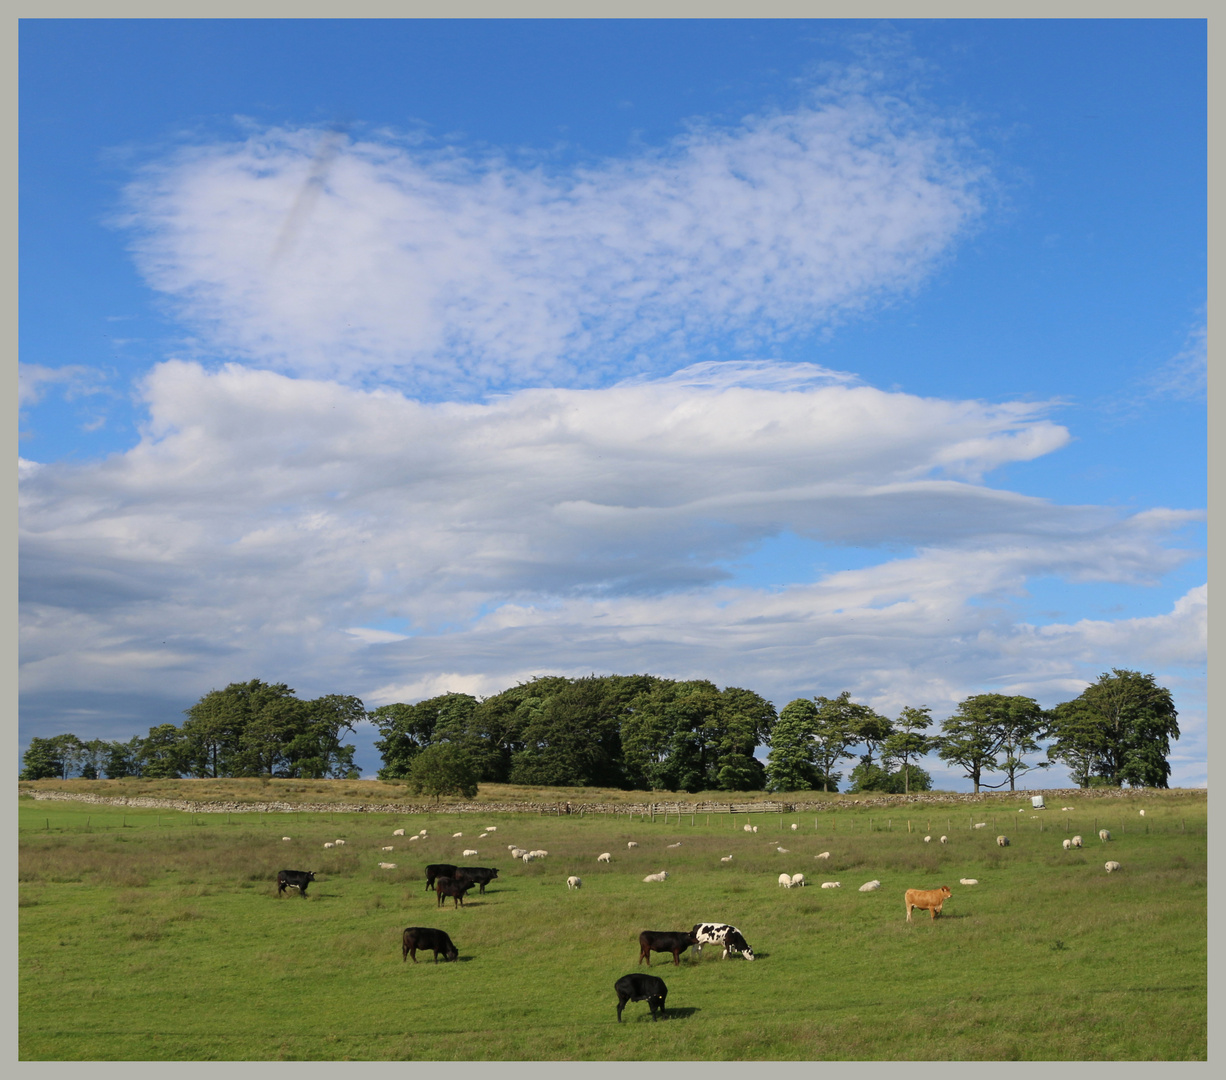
[638,930,699,966]
[402,927,459,964]
[425,864,459,891]
[614,973,668,1022]
[277,870,315,897]
[455,867,499,894]
[434,876,474,908]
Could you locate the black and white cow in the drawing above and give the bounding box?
[277,870,315,897]
[691,922,755,961]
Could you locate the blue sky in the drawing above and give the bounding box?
[19,19,1206,787]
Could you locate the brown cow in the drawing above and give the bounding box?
[905,885,952,922]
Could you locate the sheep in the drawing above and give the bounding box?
[378,862,397,869]
[282,837,292,841]
[409,835,419,842]
[667,842,682,849]
[1062,839,1072,851]
[790,873,806,888]
[821,881,841,889]
[522,853,532,863]
[567,876,582,889]
[323,842,335,849]
[1104,861,1122,873]
[923,835,932,843]
[997,835,1009,847]
[1099,829,1111,842]
[778,873,793,888]
[334,839,346,846]
[484,826,497,832]
[1018,807,1026,813]
[973,822,987,829]
[1071,835,1083,848]
[776,847,790,854]
[597,852,612,863]
[791,823,798,830]
[752,826,759,833]
[382,845,394,851]
[720,855,733,863]
[453,832,463,838]
[816,851,831,860]
[419,830,428,836]
[627,841,639,849]
[959,878,978,885]
[530,849,549,857]
[1062,806,1074,811]
[643,871,669,883]
[939,836,948,844]
[478,833,489,840]
[1139,809,1146,817]
[462,849,479,857]
[859,880,881,892]
[393,829,405,836]
[743,824,754,833]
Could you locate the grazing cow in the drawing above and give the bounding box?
[816,851,831,860]
[1062,839,1072,851]
[639,930,699,966]
[379,862,397,869]
[1071,835,1083,848]
[778,873,793,888]
[720,855,733,863]
[434,876,474,908]
[1099,829,1111,842]
[567,876,582,889]
[393,829,405,836]
[691,923,755,961]
[642,871,669,883]
[904,885,952,922]
[462,849,479,857]
[598,853,612,863]
[277,870,315,897]
[1105,861,1122,873]
[923,836,932,843]
[627,842,638,848]
[615,973,667,1022]
[455,867,499,894]
[821,881,841,889]
[997,836,1010,847]
[859,880,881,892]
[959,878,978,885]
[425,864,459,891]
[940,836,948,844]
[402,926,458,964]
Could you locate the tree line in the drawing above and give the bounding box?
[20,668,1179,793]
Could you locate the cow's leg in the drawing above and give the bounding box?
[906,904,913,922]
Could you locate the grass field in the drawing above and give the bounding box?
[18,786,1207,1060]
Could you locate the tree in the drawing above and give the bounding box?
[881,706,935,795]
[936,695,1013,794]
[104,737,144,779]
[764,699,821,792]
[284,694,365,779]
[20,735,81,780]
[810,692,888,793]
[992,696,1048,791]
[847,759,933,793]
[1048,669,1179,788]
[372,694,477,780]
[138,724,188,778]
[407,743,479,801]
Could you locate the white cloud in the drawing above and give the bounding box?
[18,363,108,408]
[116,89,984,391]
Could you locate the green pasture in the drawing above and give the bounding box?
[19,793,1207,1060]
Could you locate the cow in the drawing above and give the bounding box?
[638,930,699,966]
[615,973,667,1022]
[425,864,460,891]
[277,870,315,897]
[567,876,582,889]
[691,923,755,961]
[905,885,952,922]
[434,876,474,909]
[455,867,499,894]
[402,926,459,963]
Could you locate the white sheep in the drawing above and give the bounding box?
[419,830,428,836]
[667,842,682,849]
[791,823,798,830]
[381,845,394,851]
[858,880,881,892]
[1099,829,1111,842]
[453,832,463,838]
[959,878,979,885]
[530,849,549,857]
[484,826,497,832]
[790,873,806,888]
[409,835,419,842]
[1105,861,1122,873]
[334,839,345,846]
[627,841,638,848]
[1139,809,1146,817]
[597,852,612,863]
[776,847,790,854]
[940,836,948,844]
[462,849,478,857]
[567,876,582,889]
[997,835,1009,847]
[1062,839,1072,850]
[752,826,759,833]
[643,871,669,883]
[778,873,793,888]
[281,837,292,841]
[1071,835,1083,848]
[393,829,405,836]
[923,835,932,843]
[720,855,733,863]
[821,881,841,889]
[478,833,489,840]
[973,822,987,829]
[522,853,532,863]
[1018,807,1026,813]
[323,842,335,849]
[378,862,396,869]
[1062,806,1074,811]
[816,851,831,860]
